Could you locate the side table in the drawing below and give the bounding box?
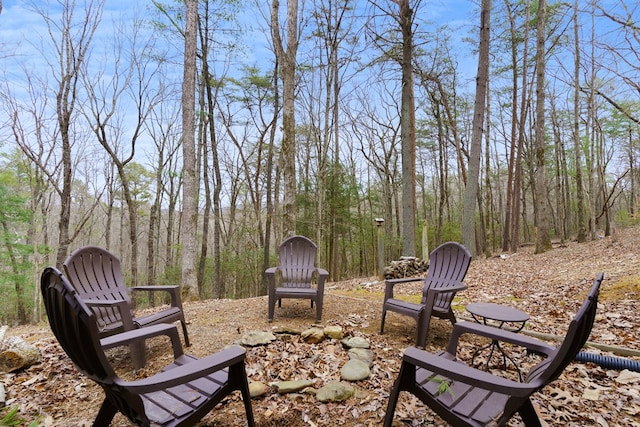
[466,302,529,381]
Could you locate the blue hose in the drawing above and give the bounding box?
[575,351,640,372]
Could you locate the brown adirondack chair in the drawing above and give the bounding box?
[63,245,190,369]
[266,235,329,322]
[383,272,604,427]
[41,267,255,427]
[380,241,472,348]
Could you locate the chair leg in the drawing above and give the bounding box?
[416,312,432,349]
[447,308,457,326]
[518,399,543,427]
[236,367,256,427]
[93,398,118,427]
[380,308,387,334]
[268,295,275,322]
[315,297,322,323]
[383,366,405,427]
[181,319,191,347]
[130,340,146,370]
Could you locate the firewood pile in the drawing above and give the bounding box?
[383,256,428,279]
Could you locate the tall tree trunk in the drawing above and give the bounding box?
[198,73,211,298]
[511,0,531,253]
[587,2,596,240]
[534,0,551,254]
[263,59,280,296]
[271,0,299,237]
[573,0,587,242]
[463,0,491,258]
[180,0,199,300]
[502,0,519,252]
[399,0,416,257]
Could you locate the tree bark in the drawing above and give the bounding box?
[399,0,416,257]
[180,0,199,300]
[573,0,587,242]
[534,0,551,254]
[271,0,299,237]
[463,0,491,258]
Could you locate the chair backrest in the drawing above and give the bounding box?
[525,272,603,386]
[41,267,149,423]
[421,242,472,308]
[278,235,318,288]
[63,246,132,331]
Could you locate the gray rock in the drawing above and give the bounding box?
[241,331,276,346]
[272,326,301,335]
[340,336,370,349]
[323,325,343,340]
[274,380,314,394]
[248,381,270,398]
[348,348,375,367]
[301,327,325,344]
[340,359,370,381]
[315,381,355,402]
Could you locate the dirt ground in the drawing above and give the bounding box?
[3,227,640,426]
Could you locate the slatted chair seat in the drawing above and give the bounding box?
[266,235,329,322]
[41,267,255,427]
[384,273,604,427]
[380,242,472,348]
[64,245,190,369]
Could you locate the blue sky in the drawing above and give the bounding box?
[0,0,477,74]
[0,0,478,166]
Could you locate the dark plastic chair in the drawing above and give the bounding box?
[265,235,329,322]
[63,245,190,369]
[384,273,604,427]
[40,267,255,427]
[380,242,472,348]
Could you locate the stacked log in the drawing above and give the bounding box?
[0,326,41,374]
[383,256,429,279]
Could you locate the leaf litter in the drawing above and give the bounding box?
[3,227,640,426]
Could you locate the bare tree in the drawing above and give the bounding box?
[398,0,417,257]
[181,0,199,299]
[81,15,164,286]
[271,0,299,237]
[462,0,491,258]
[534,0,552,253]
[573,0,587,242]
[29,0,104,267]
[145,97,180,288]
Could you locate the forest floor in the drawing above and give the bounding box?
[3,226,640,426]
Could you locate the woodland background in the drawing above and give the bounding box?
[0,0,639,325]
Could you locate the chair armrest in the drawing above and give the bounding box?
[265,267,278,275]
[84,298,128,307]
[385,277,424,285]
[383,277,424,300]
[100,323,184,358]
[265,267,280,297]
[403,347,538,397]
[427,283,467,294]
[446,321,556,357]
[130,285,182,309]
[121,346,247,393]
[316,267,329,278]
[316,267,329,291]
